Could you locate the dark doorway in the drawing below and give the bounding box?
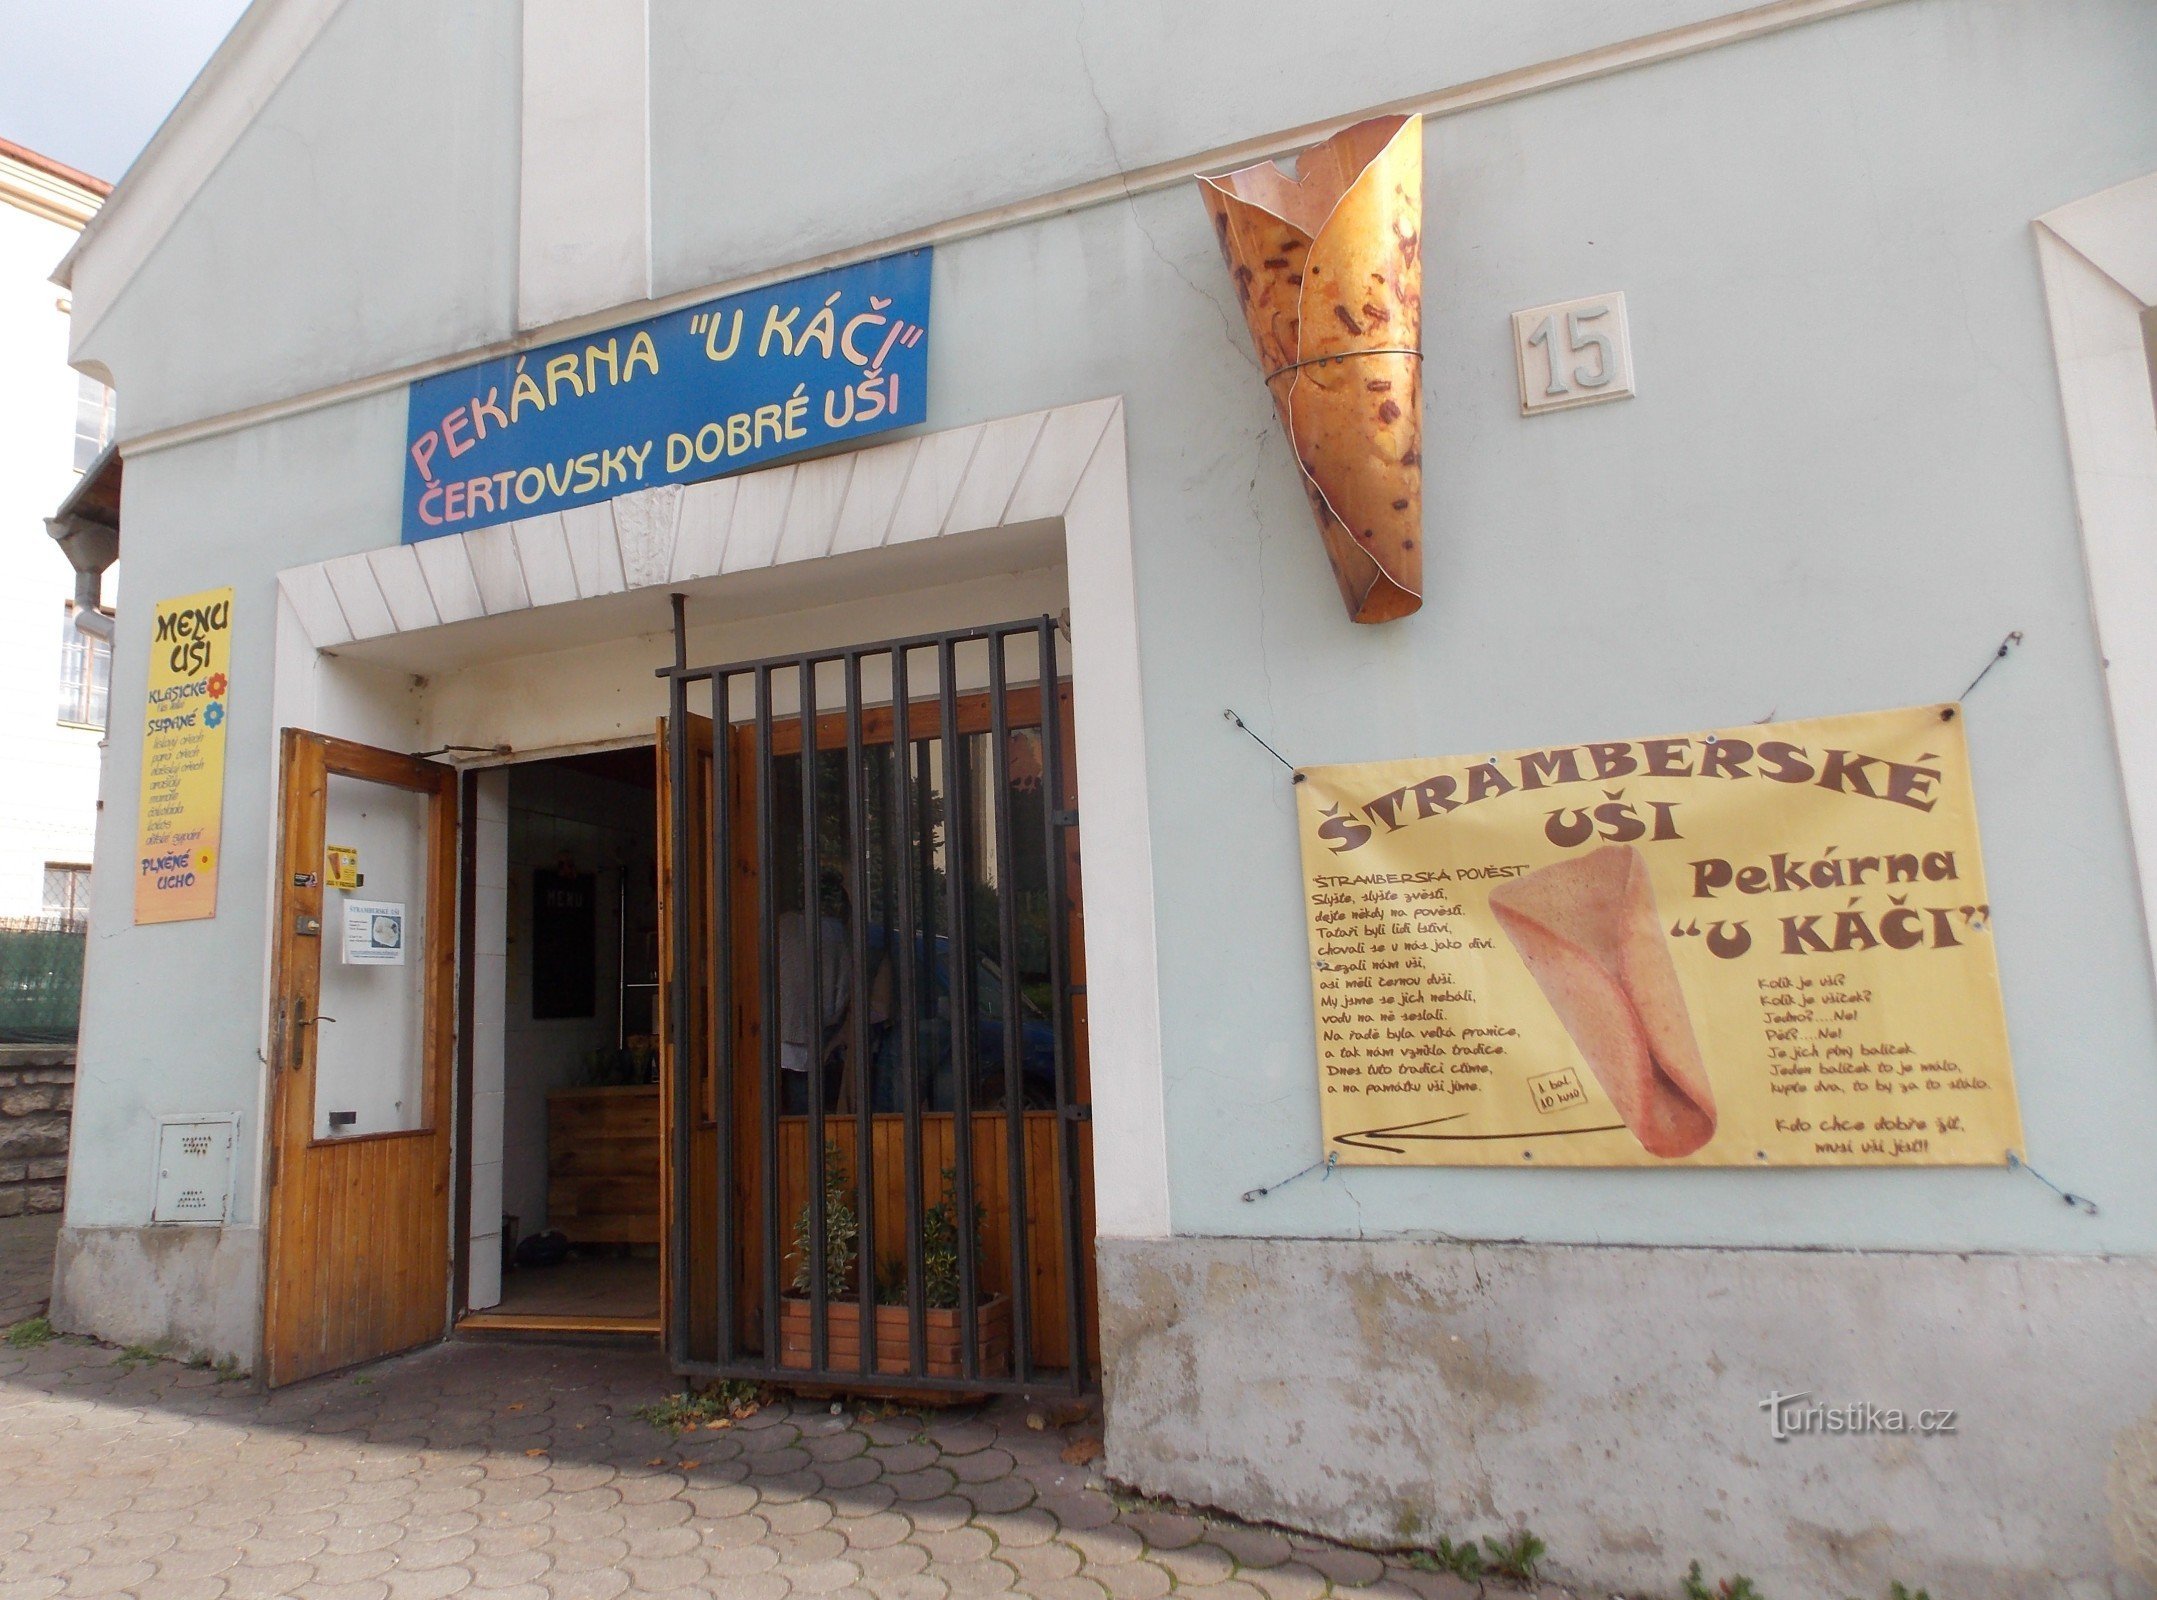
[459,746,663,1333]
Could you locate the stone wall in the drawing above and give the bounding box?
[1099,1234,2157,1600]
[0,1048,72,1216]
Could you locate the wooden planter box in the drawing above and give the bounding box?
[778,1294,1010,1381]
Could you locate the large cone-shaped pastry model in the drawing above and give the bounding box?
[1490,846,1718,1159]
[1199,115,1423,623]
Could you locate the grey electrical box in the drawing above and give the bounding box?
[152,1116,236,1224]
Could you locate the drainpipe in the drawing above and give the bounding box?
[47,442,121,641]
[66,560,113,640]
[47,517,116,641]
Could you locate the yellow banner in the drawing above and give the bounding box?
[1295,705,2022,1166]
[135,587,234,925]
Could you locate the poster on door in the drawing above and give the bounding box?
[134,587,233,925]
[1294,704,2023,1166]
[341,900,406,966]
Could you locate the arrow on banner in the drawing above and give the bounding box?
[1331,1113,1630,1156]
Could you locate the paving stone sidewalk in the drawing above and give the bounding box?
[0,1215,1582,1600]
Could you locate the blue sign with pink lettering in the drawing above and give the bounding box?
[402,250,932,543]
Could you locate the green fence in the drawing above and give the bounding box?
[0,917,87,1045]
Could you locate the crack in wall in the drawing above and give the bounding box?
[1070,4,1256,376]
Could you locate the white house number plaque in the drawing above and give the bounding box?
[1512,292,1635,416]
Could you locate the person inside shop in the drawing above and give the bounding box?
[776,869,894,1113]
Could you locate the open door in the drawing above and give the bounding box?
[654,711,714,1362]
[262,730,459,1387]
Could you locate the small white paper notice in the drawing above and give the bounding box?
[342,899,406,965]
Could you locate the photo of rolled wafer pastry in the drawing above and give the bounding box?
[1490,844,1718,1158]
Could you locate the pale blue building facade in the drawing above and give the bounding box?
[46,3,2157,1594]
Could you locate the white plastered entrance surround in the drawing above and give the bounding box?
[2035,173,2157,978]
[265,396,1171,1245]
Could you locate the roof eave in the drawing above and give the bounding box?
[48,446,123,577]
[0,141,106,233]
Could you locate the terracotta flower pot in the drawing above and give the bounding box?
[777,1294,1011,1381]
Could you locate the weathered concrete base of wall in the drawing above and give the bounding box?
[0,1049,73,1216]
[1099,1235,2157,1600]
[50,1224,261,1374]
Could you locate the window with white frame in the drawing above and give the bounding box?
[42,864,91,928]
[73,373,115,473]
[57,603,112,729]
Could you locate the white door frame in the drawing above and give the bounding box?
[272,397,1172,1242]
[2036,175,2157,978]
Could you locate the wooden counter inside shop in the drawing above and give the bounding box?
[545,1086,659,1245]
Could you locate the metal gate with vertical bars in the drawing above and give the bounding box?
[659,601,1092,1395]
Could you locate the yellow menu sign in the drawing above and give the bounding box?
[1295,705,2022,1167]
[135,587,234,925]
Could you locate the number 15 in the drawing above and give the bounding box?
[1525,306,1615,396]
[1514,293,1633,415]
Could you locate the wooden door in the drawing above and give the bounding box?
[262,731,458,1387]
[654,713,716,1359]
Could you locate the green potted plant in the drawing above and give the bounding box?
[779,1150,1010,1382]
[785,1141,859,1301]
